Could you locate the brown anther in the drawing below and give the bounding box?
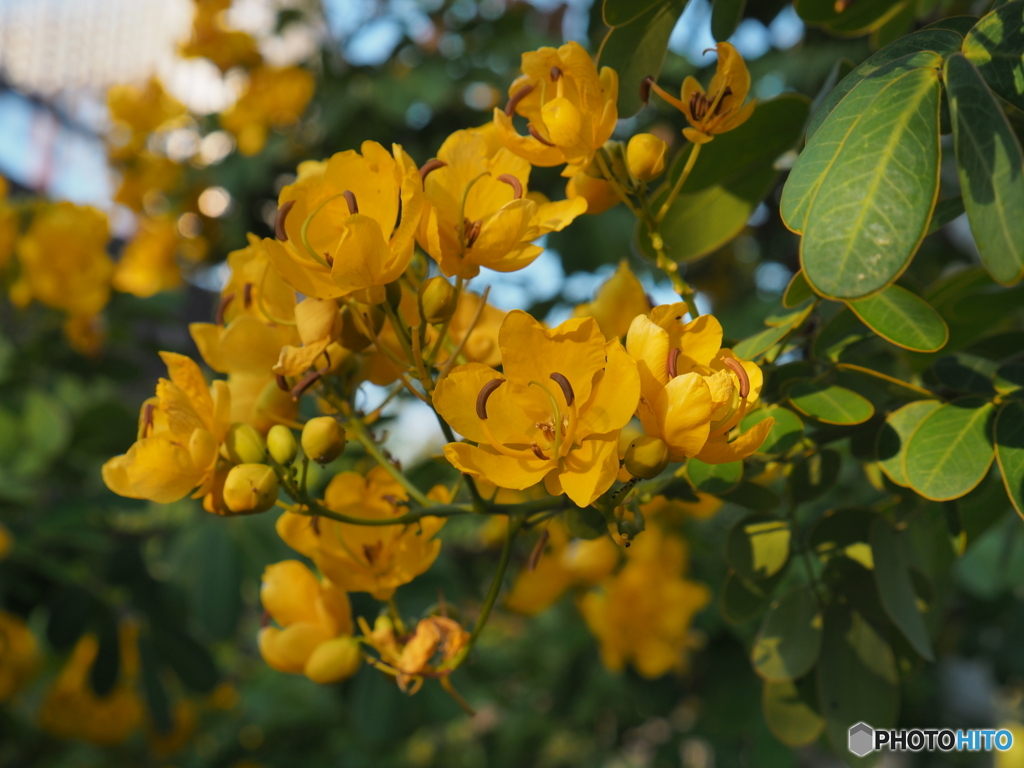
[531,442,550,461]
[722,357,750,398]
[362,542,382,565]
[690,92,709,122]
[141,402,155,437]
[342,190,358,215]
[498,174,523,199]
[528,529,550,571]
[550,66,562,81]
[504,83,535,116]
[275,374,289,392]
[465,219,482,248]
[290,369,323,401]
[419,159,446,183]
[215,292,235,325]
[310,516,321,535]
[549,372,575,406]
[324,252,335,267]
[712,87,733,116]
[476,378,506,419]
[243,282,253,308]
[528,123,556,146]
[274,199,295,241]
[667,348,681,379]
[833,0,856,11]
[640,76,654,104]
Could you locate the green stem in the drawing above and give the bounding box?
[656,142,702,223]
[347,418,433,508]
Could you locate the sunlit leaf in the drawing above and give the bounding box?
[789,381,875,425]
[763,678,826,747]
[846,284,949,352]
[727,513,791,581]
[741,406,804,455]
[752,587,823,681]
[963,0,1024,112]
[876,400,942,486]
[905,396,996,501]
[686,458,742,494]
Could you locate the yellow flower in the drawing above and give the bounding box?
[579,525,709,678]
[179,0,262,73]
[12,202,112,317]
[0,610,38,702]
[103,352,231,504]
[0,195,17,272]
[572,261,652,340]
[644,43,756,145]
[113,215,182,297]
[221,66,316,156]
[625,306,771,463]
[626,133,668,182]
[417,127,586,278]
[505,520,619,615]
[494,41,618,177]
[257,560,361,684]
[39,623,144,745]
[264,141,423,305]
[276,467,448,599]
[113,152,181,212]
[434,311,640,507]
[107,78,186,159]
[63,314,106,357]
[359,614,470,693]
[565,172,620,215]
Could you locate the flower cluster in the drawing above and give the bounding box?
[98,39,763,698]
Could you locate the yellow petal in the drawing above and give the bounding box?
[695,417,774,464]
[159,352,213,421]
[656,372,713,461]
[468,199,535,267]
[505,549,575,615]
[124,436,203,503]
[261,561,324,628]
[102,455,143,499]
[492,109,565,168]
[574,261,651,340]
[258,623,332,674]
[626,314,671,397]
[577,339,640,437]
[331,214,394,296]
[263,238,343,300]
[557,434,620,507]
[273,337,331,378]
[443,443,550,490]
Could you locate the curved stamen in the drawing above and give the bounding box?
[243,282,253,308]
[476,378,505,419]
[465,219,482,248]
[498,174,523,199]
[343,190,359,215]
[640,76,655,104]
[275,199,295,241]
[141,402,155,438]
[275,374,289,392]
[291,369,322,400]
[419,159,446,183]
[549,372,574,406]
[667,348,681,379]
[531,443,550,461]
[528,124,556,147]
[529,380,564,459]
[550,66,562,81]
[504,83,535,116]
[480,420,546,461]
[722,357,750,398]
[215,292,235,325]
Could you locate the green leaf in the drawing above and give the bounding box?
[752,587,823,682]
[870,0,916,49]
[711,0,746,41]
[933,353,998,395]
[926,196,965,234]
[783,270,815,308]
[876,400,942,487]
[47,586,95,652]
[799,66,942,299]
[922,15,978,35]
[995,400,1024,518]
[946,53,1024,286]
[835,363,934,402]
[722,570,768,623]
[567,505,611,539]
[995,362,1024,394]
[789,449,841,505]
[151,623,219,694]
[139,633,173,734]
[809,506,877,561]
[763,678,826,747]
[789,381,875,425]
[650,95,810,263]
[727,513,791,582]
[14,390,71,476]
[603,0,667,26]
[963,0,1024,112]
[89,611,120,698]
[813,308,871,361]
[742,406,804,455]
[686,458,742,494]
[194,523,242,641]
[905,396,996,501]
[720,482,782,511]
[817,607,899,765]
[846,284,949,352]
[732,323,792,360]
[870,518,935,661]
[598,0,687,118]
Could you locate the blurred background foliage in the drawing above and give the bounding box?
[2,1,1024,767]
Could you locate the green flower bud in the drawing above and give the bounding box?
[267,424,298,466]
[419,276,457,325]
[304,636,362,683]
[223,464,279,514]
[624,436,669,479]
[627,133,668,182]
[339,303,384,352]
[384,280,403,310]
[224,423,266,465]
[301,417,345,465]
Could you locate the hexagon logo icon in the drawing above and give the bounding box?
[848,722,875,757]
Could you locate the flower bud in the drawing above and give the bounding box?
[223,464,279,514]
[384,280,403,310]
[301,417,345,465]
[541,97,583,146]
[189,428,218,471]
[304,636,362,684]
[295,297,339,346]
[601,140,629,183]
[267,425,298,465]
[223,423,266,465]
[624,436,670,479]
[339,303,384,352]
[566,174,620,216]
[627,133,668,182]
[419,276,457,325]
